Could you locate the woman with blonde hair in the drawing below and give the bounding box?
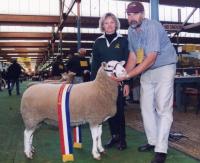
[91,12,130,150]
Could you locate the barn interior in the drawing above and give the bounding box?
[0,0,200,163]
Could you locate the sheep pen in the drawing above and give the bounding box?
[20,60,127,161]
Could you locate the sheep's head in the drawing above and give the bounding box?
[102,60,127,78]
[61,71,76,83]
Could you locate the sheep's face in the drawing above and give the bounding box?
[102,60,127,78]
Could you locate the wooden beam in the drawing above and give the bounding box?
[0,32,101,40]
[0,42,92,48]
[0,49,92,58]
[0,49,47,53]
[0,14,59,26]
[118,0,200,8]
[0,14,127,28]
[170,37,200,44]
[2,30,200,43]
[183,22,200,32]
[160,0,200,7]
[1,14,199,34]
[5,55,44,58]
[0,32,51,40]
[0,42,48,48]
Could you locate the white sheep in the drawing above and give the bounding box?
[27,71,76,87]
[20,60,127,160]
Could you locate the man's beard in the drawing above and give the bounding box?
[130,20,142,29]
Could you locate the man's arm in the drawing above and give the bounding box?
[127,52,157,78]
[125,52,137,72]
[122,52,136,96]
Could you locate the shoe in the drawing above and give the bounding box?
[104,135,119,149]
[133,100,139,104]
[127,99,134,103]
[117,141,127,150]
[151,152,167,163]
[8,90,12,96]
[138,144,155,152]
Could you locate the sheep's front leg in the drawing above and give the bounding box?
[97,125,105,154]
[90,124,101,160]
[24,128,35,159]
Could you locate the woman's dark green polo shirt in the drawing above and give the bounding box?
[91,33,129,80]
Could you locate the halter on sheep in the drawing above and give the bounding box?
[103,60,126,78]
[21,60,127,162]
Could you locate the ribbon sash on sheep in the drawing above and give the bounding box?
[57,84,73,162]
[73,126,82,148]
[57,83,82,162]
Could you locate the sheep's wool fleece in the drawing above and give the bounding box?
[20,66,118,129]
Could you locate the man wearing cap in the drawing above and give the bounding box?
[114,1,177,163]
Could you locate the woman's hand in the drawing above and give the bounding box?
[123,84,130,97]
[110,74,129,82]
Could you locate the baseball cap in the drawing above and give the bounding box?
[126,1,144,13]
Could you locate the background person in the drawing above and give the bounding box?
[7,59,23,96]
[51,55,65,80]
[66,49,90,84]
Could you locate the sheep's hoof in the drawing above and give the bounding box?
[93,155,101,160]
[93,152,101,161]
[31,146,35,153]
[24,151,33,159]
[100,150,106,155]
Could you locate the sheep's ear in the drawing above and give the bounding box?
[69,72,76,76]
[61,72,67,77]
[72,72,76,76]
[68,71,76,76]
[101,62,107,68]
[120,61,126,66]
